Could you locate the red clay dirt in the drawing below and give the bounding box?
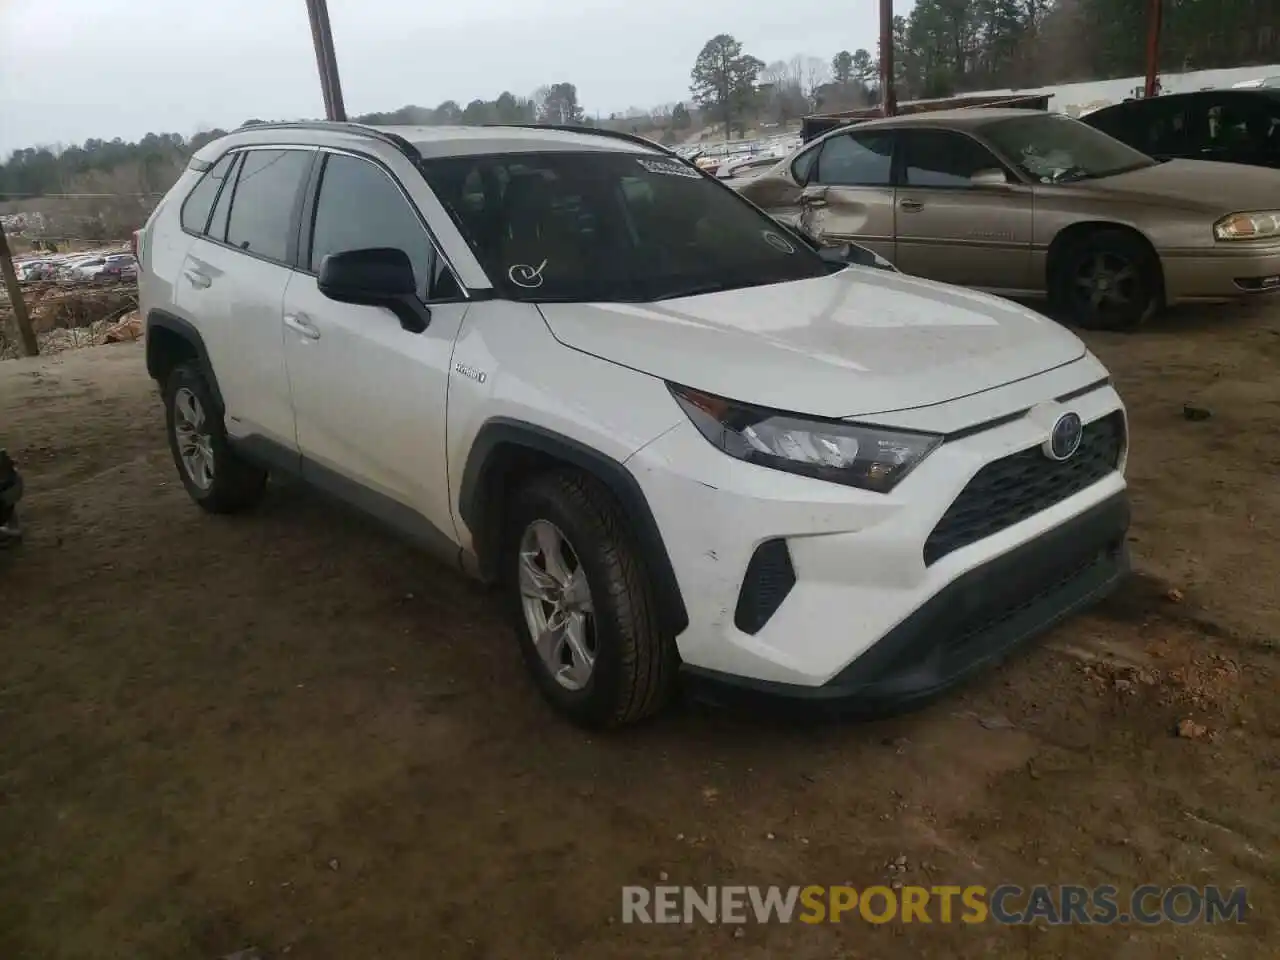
[1,303,1277,959]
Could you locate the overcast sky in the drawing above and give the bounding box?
[0,0,896,157]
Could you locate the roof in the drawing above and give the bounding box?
[381,125,659,158]
[850,106,1056,130]
[195,121,664,166]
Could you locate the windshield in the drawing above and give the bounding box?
[979,114,1156,184]
[420,150,828,302]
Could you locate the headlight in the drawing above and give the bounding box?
[669,384,941,493]
[1213,211,1280,241]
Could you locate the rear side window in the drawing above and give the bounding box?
[206,153,242,242]
[814,133,894,186]
[309,154,439,297]
[180,153,235,234]
[224,149,313,263]
[791,145,820,184]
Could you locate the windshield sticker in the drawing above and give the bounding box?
[508,259,548,289]
[762,230,796,254]
[636,158,702,179]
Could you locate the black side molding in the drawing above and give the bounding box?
[145,310,225,410]
[459,418,689,637]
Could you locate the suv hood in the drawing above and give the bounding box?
[537,268,1085,420]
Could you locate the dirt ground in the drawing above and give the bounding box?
[1,303,1277,959]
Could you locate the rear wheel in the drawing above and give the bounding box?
[164,364,267,513]
[505,470,676,728]
[1052,229,1161,331]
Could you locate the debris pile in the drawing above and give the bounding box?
[33,310,142,356]
[1,281,138,359]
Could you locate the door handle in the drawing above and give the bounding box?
[899,199,924,213]
[283,313,320,340]
[801,187,829,208]
[183,268,211,289]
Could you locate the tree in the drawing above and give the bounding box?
[832,50,855,84]
[671,102,692,129]
[690,34,764,138]
[434,100,463,124]
[538,82,584,125]
[852,48,876,82]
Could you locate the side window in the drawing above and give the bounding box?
[309,153,454,300]
[1143,102,1191,153]
[224,149,314,264]
[814,133,894,187]
[180,153,235,234]
[902,130,1006,186]
[1207,97,1279,151]
[206,152,242,242]
[791,144,820,184]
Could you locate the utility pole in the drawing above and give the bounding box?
[304,0,347,121]
[1143,0,1163,99]
[0,221,39,357]
[879,0,897,117]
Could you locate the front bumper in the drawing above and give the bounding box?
[684,492,1128,713]
[625,358,1128,699]
[1162,242,1280,302]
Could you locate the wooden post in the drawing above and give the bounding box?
[0,220,39,357]
[1144,0,1163,99]
[305,0,347,121]
[879,0,897,116]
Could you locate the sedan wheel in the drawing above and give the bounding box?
[1054,229,1160,331]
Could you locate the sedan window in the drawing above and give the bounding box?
[980,113,1156,183]
[902,129,1006,186]
[813,133,894,187]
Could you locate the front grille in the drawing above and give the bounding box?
[923,412,1124,566]
[734,539,796,635]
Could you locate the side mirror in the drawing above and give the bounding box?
[317,247,430,333]
[970,168,1011,188]
[818,242,899,272]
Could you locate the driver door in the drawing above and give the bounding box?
[892,128,1034,292]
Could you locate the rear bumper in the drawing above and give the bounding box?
[682,491,1130,715]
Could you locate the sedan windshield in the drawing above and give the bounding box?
[420,150,828,302]
[979,114,1157,184]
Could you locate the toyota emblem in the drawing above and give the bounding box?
[1044,412,1084,461]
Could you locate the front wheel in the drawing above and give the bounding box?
[1051,229,1162,331]
[505,471,676,728]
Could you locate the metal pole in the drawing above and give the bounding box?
[1144,0,1163,98]
[879,0,897,116]
[0,221,39,357]
[305,0,347,121]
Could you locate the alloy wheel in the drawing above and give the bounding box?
[1073,251,1139,318]
[173,387,215,490]
[518,519,597,691]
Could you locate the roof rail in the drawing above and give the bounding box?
[482,123,689,163]
[230,120,423,162]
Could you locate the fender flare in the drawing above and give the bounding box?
[459,418,689,637]
[145,310,224,410]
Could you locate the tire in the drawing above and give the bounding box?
[505,470,676,728]
[1051,228,1162,331]
[163,363,267,514]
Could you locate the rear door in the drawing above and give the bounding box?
[175,146,315,452]
[796,129,896,262]
[893,128,1035,292]
[1200,94,1280,169]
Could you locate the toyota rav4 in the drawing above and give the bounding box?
[137,121,1130,728]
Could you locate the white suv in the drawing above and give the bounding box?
[137,121,1130,728]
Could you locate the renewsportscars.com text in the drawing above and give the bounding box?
[622,884,1248,926]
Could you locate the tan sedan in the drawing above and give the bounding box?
[735,108,1280,329]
